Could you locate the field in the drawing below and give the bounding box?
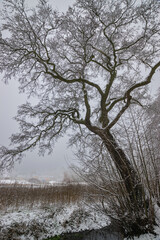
[0,182,109,240]
[0,182,160,240]
[0,183,91,210]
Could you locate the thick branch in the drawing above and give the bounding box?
[107,94,132,130]
[125,61,160,97]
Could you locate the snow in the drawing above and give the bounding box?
[124,204,160,240]
[0,179,60,186]
[132,228,160,240]
[0,180,160,239]
[0,203,160,239]
[0,179,30,185]
[48,180,60,185]
[0,204,110,239]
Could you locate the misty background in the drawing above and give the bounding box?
[0,0,159,180]
[0,0,76,180]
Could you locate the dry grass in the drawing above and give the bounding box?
[0,183,97,210]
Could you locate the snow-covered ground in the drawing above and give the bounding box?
[0,179,160,239]
[133,229,160,240]
[0,204,110,240]
[0,179,30,185]
[0,178,81,186]
[134,205,160,240]
[0,203,160,239]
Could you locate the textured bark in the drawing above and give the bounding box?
[99,130,143,205]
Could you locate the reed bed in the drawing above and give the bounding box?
[0,183,98,210]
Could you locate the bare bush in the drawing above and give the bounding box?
[72,107,160,237]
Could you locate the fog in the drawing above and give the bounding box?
[0,0,75,180]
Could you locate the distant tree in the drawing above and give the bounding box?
[0,0,160,235]
[63,171,71,184]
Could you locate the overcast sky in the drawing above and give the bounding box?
[0,0,159,180]
[0,0,76,180]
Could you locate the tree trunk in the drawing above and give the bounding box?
[86,126,155,236]
[99,129,143,206]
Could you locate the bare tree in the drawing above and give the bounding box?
[72,106,160,236]
[0,0,160,235]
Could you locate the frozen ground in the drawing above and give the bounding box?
[0,203,110,240]
[0,203,160,240]
[133,204,160,240]
[0,179,61,185]
[0,180,160,239]
[0,179,31,185]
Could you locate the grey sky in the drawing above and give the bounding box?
[0,0,159,180]
[0,0,75,180]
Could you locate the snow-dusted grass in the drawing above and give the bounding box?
[133,205,160,240]
[132,227,160,240]
[1,203,160,240]
[0,182,160,239]
[0,204,110,240]
[0,182,109,239]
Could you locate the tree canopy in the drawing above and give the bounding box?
[0,0,160,168]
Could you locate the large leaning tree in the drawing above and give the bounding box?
[0,0,160,233]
